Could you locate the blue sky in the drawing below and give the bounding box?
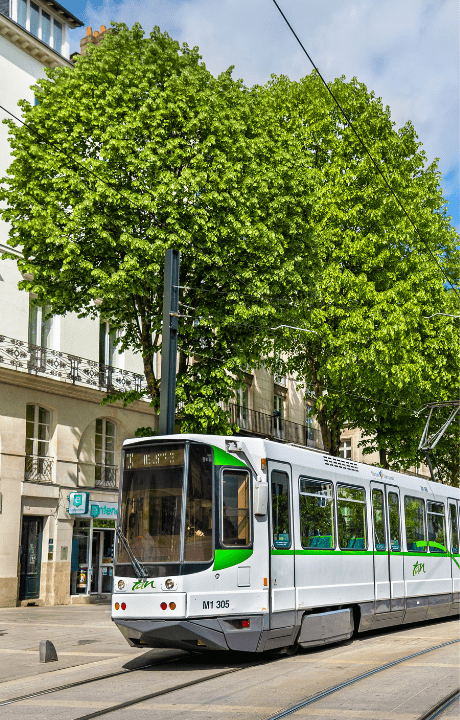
[65,0,459,231]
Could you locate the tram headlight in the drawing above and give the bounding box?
[164,578,174,590]
[117,580,126,590]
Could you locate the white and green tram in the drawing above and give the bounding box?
[112,435,460,653]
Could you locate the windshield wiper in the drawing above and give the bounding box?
[116,526,148,579]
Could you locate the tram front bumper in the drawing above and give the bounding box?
[114,616,263,653]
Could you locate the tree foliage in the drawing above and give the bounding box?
[1,24,458,481]
[0,23,314,432]
[266,73,459,481]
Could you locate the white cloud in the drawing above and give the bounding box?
[80,0,458,212]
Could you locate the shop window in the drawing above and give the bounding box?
[95,419,117,488]
[25,404,52,482]
[339,438,352,459]
[70,519,90,595]
[404,496,427,552]
[337,485,367,549]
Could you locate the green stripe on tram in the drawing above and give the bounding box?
[213,548,253,571]
[212,445,247,467]
[270,544,460,567]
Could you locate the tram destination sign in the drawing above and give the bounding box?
[68,492,118,518]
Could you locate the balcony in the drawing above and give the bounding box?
[24,455,53,483]
[95,464,118,489]
[228,404,323,449]
[0,335,147,395]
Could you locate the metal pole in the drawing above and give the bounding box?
[159,249,180,435]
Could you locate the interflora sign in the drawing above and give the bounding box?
[68,492,117,518]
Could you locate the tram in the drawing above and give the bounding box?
[112,435,460,653]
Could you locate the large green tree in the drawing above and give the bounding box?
[1,23,314,432]
[267,73,459,480]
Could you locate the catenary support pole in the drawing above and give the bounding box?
[159,249,180,435]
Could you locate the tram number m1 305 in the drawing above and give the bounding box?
[203,599,230,609]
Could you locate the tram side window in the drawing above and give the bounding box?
[388,492,401,551]
[372,490,386,551]
[449,504,459,554]
[404,496,426,552]
[299,478,335,549]
[427,501,446,552]
[184,444,213,562]
[337,485,367,550]
[222,470,251,546]
[271,471,290,549]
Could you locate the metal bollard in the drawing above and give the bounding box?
[39,639,58,663]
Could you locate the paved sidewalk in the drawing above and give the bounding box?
[0,604,158,683]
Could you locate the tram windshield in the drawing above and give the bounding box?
[118,442,213,564]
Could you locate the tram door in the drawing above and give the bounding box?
[268,461,295,629]
[448,499,460,596]
[386,484,405,609]
[371,482,390,609]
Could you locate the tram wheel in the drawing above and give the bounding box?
[274,643,298,656]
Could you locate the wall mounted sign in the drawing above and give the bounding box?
[68,493,117,518]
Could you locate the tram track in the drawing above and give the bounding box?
[0,652,186,708]
[261,638,460,720]
[417,687,460,720]
[0,634,458,719]
[0,649,278,718]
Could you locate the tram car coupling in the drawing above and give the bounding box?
[112,434,460,653]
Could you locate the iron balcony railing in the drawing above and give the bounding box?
[24,454,53,483]
[95,464,118,489]
[228,403,323,449]
[0,335,147,395]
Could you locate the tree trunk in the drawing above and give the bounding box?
[316,406,342,456]
[140,316,159,402]
[379,447,389,469]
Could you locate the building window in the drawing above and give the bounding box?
[28,298,52,348]
[274,394,284,438]
[99,321,117,367]
[95,419,117,488]
[339,438,352,459]
[25,404,52,482]
[306,405,316,443]
[235,384,249,426]
[15,0,64,53]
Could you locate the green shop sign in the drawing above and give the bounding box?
[68,492,117,518]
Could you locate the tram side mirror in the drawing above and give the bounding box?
[254,481,268,516]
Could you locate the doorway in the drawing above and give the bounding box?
[90,529,114,594]
[19,516,43,600]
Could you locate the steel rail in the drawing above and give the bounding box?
[417,687,460,720]
[262,638,460,720]
[0,652,185,707]
[74,657,276,720]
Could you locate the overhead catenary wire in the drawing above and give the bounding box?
[270,0,460,302]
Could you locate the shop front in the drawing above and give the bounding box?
[69,493,117,597]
